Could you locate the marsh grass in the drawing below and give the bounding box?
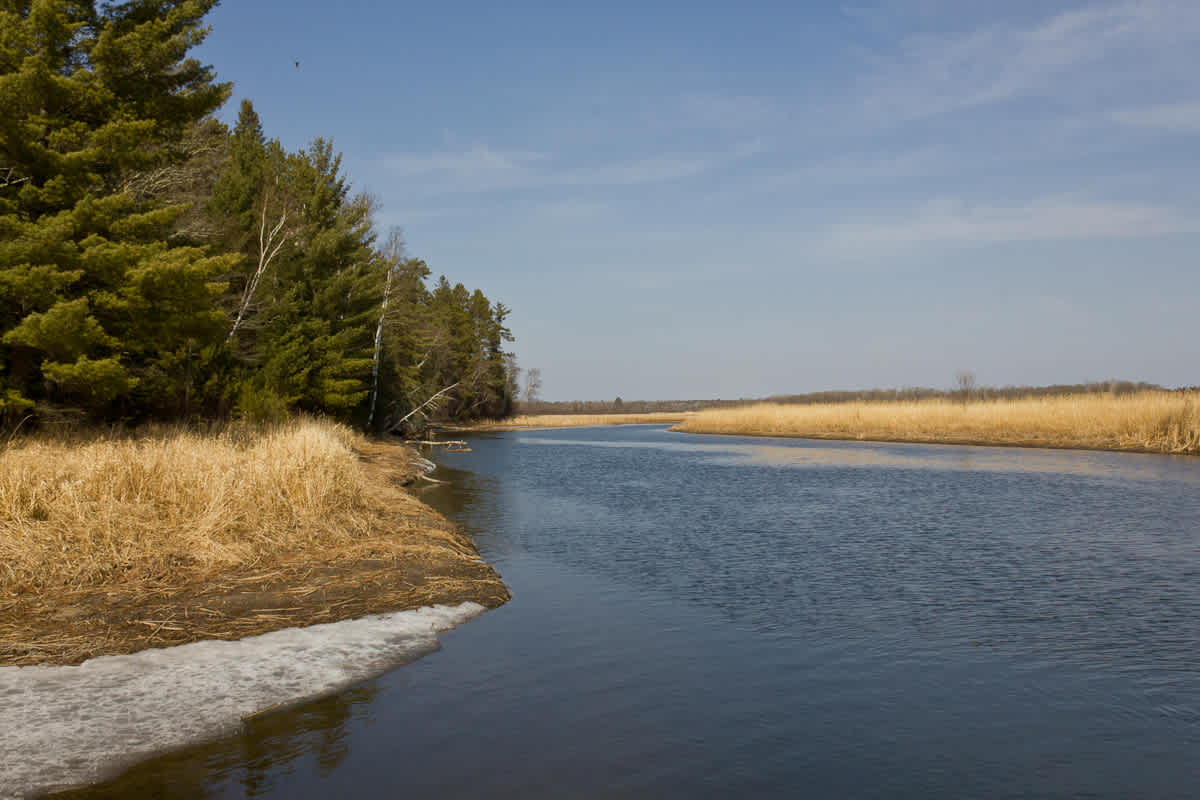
[2,420,386,591]
[0,419,508,665]
[674,392,1200,455]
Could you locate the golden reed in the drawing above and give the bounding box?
[0,419,417,592]
[674,392,1200,455]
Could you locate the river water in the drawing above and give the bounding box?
[55,425,1200,798]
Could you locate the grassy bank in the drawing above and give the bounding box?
[673,391,1200,455]
[469,412,692,430]
[0,419,508,666]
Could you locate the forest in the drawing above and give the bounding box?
[0,0,517,433]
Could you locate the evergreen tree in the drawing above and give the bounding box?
[0,1,518,430]
[373,255,432,431]
[0,0,234,420]
[214,132,385,421]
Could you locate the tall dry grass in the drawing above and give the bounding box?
[478,412,692,429]
[675,391,1200,454]
[0,419,417,594]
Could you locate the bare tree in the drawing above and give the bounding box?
[367,228,404,428]
[119,119,227,243]
[523,367,542,403]
[954,370,977,406]
[227,188,292,342]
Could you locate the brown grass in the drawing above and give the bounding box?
[674,391,1200,455]
[0,419,508,665]
[470,412,692,430]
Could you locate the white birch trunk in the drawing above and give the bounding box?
[227,192,289,343]
[366,263,394,428]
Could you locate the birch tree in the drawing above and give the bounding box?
[368,228,404,427]
[226,187,291,342]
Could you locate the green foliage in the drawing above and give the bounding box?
[0,0,518,429]
[42,355,136,405]
[0,362,35,419]
[3,297,113,361]
[232,378,290,424]
[371,270,515,432]
[0,387,35,417]
[0,0,234,421]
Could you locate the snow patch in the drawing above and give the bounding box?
[0,602,486,798]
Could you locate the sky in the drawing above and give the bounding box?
[195,0,1200,400]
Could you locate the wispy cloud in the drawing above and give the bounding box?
[751,147,950,191]
[675,93,776,131]
[375,207,464,227]
[524,198,612,223]
[382,142,758,195]
[383,145,545,179]
[607,262,753,291]
[855,0,1200,123]
[1111,100,1200,131]
[552,155,714,187]
[820,196,1200,256]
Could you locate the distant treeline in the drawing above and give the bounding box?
[517,399,751,415]
[1,1,515,433]
[519,381,1179,415]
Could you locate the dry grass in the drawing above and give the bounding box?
[674,391,1200,455]
[471,412,692,429]
[2,420,394,591]
[0,419,508,665]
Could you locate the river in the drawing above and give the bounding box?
[51,425,1200,798]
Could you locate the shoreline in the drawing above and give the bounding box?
[2,602,488,798]
[450,412,691,432]
[0,433,509,668]
[672,394,1200,457]
[668,426,1200,457]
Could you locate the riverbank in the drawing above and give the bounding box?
[0,420,508,667]
[672,392,1200,455]
[463,412,692,430]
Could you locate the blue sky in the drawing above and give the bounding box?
[196,0,1200,400]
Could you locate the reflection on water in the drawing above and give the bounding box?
[54,686,375,799]
[514,430,1200,484]
[55,426,1200,799]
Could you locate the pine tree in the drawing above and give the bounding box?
[216,133,385,421]
[373,255,432,431]
[0,0,233,420]
[0,1,517,429]
[293,141,382,415]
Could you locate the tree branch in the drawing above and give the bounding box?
[390,382,460,432]
[227,190,290,342]
[0,168,31,189]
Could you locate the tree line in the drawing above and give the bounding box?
[516,380,1177,416]
[517,398,749,415]
[0,0,515,433]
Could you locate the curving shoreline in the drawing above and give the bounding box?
[669,425,1200,456]
[0,424,509,668]
[455,412,691,431]
[1,602,488,799]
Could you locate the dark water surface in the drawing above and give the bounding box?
[67,426,1200,798]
